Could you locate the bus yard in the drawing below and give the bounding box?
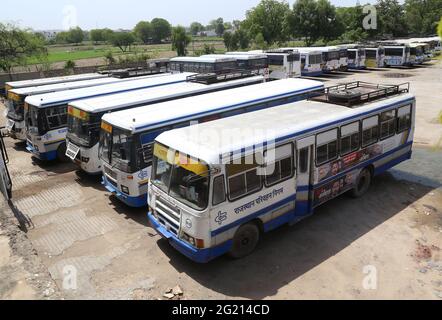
[0,57,442,300]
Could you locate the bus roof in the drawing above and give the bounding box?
[5,73,109,89]
[170,56,237,63]
[209,53,268,60]
[25,73,195,108]
[156,92,415,163]
[101,78,324,133]
[69,76,264,113]
[10,76,124,96]
[281,47,322,54]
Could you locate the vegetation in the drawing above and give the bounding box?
[0,23,47,78]
[134,21,152,44]
[171,26,191,56]
[151,18,172,43]
[55,27,85,44]
[438,16,442,39]
[110,32,136,52]
[190,22,204,36]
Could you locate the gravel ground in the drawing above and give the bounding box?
[0,60,441,300]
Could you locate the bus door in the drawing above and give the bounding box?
[295,136,315,216]
[0,128,12,200]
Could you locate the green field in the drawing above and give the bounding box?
[26,40,226,65]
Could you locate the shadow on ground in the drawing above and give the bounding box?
[156,171,435,299]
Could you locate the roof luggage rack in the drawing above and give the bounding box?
[310,81,410,107]
[186,69,257,84]
[265,49,297,54]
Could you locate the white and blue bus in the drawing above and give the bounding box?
[382,43,412,67]
[147,82,415,263]
[66,75,264,174]
[233,50,302,79]
[169,56,238,74]
[4,76,129,141]
[100,78,324,208]
[4,73,109,96]
[205,54,269,79]
[280,48,324,76]
[24,73,194,162]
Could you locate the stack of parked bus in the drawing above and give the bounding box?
[1,35,435,263]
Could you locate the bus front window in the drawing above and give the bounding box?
[67,108,101,147]
[100,126,134,172]
[151,144,209,211]
[26,104,41,135]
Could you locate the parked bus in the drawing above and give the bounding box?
[99,78,324,208]
[170,57,238,74]
[206,54,269,79]
[334,45,349,70]
[147,81,415,263]
[347,47,366,69]
[409,43,426,64]
[4,73,109,96]
[4,75,134,141]
[382,43,412,67]
[280,48,323,76]
[365,46,385,68]
[317,47,341,72]
[24,73,194,162]
[66,75,264,174]
[229,50,302,79]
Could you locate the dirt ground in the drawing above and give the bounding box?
[0,60,441,300]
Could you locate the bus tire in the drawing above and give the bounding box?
[228,222,260,259]
[56,143,69,163]
[350,168,372,198]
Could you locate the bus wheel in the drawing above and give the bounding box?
[56,143,69,162]
[229,222,260,259]
[350,168,372,198]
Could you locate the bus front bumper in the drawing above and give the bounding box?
[102,176,147,207]
[26,142,57,161]
[148,212,232,264]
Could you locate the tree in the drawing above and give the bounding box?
[376,0,408,37]
[316,0,339,44]
[242,0,290,45]
[151,18,172,43]
[287,0,320,46]
[110,32,135,52]
[438,17,442,38]
[223,22,233,31]
[405,0,442,35]
[171,26,191,56]
[190,22,204,36]
[90,29,104,43]
[223,31,238,51]
[209,18,225,36]
[0,23,47,79]
[66,27,84,44]
[102,28,115,43]
[134,21,152,44]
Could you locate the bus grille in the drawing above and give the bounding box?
[155,198,181,235]
[103,166,117,180]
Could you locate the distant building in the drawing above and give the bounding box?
[198,29,217,37]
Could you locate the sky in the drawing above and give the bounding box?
[0,0,366,31]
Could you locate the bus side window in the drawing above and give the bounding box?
[299,147,309,173]
[362,116,379,147]
[380,110,396,140]
[316,129,338,166]
[264,143,294,187]
[340,121,360,156]
[212,175,226,206]
[226,157,262,201]
[397,105,412,133]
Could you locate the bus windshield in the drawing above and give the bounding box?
[151,143,209,211]
[25,104,42,135]
[6,93,25,121]
[67,107,102,147]
[100,124,138,172]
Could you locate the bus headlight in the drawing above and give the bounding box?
[121,185,129,194]
[181,233,204,249]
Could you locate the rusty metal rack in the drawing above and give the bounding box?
[310,81,410,107]
[186,69,258,84]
